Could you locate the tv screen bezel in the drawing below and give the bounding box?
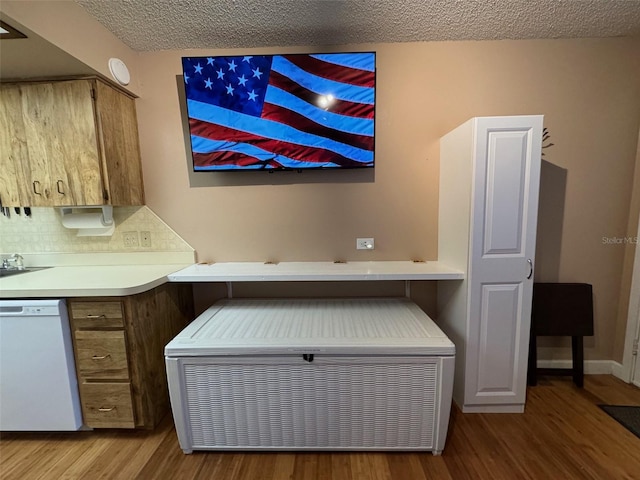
[180,51,377,173]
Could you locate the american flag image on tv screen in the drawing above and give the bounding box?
[182,53,375,170]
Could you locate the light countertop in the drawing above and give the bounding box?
[0,255,464,298]
[0,264,192,298]
[0,252,195,298]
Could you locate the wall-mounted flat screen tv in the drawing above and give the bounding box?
[181,52,376,171]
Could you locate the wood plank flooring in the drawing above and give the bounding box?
[1,375,639,480]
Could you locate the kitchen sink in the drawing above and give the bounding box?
[0,267,50,278]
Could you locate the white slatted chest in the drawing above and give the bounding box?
[165,297,455,455]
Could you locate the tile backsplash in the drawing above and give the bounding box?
[0,206,193,254]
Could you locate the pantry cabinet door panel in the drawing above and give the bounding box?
[474,283,522,397]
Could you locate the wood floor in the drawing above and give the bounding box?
[1,375,639,480]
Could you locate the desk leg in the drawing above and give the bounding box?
[571,336,584,388]
[528,333,537,386]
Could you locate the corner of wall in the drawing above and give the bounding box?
[613,125,640,363]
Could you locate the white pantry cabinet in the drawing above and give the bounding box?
[437,115,543,413]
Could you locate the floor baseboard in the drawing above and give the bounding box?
[537,359,621,375]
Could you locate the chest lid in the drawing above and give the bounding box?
[165,297,455,357]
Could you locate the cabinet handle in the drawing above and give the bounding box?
[527,259,533,279]
[32,181,42,195]
[91,354,111,360]
[56,180,65,195]
[85,314,106,319]
[98,407,115,412]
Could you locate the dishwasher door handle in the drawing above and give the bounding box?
[0,306,25,315]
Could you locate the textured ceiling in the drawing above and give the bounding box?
[75,0,640,52]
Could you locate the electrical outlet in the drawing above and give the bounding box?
[140,231,151,248]
[123,231,139,248]
[356,237,375,250]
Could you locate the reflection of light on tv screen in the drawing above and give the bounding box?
[181,52,376,171]
[317,94,335,110]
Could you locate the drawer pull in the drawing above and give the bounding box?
[91,354,111,360]
[98,407,115,412]
[85,314,106,319]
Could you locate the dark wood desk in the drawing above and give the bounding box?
[527,283,594,387]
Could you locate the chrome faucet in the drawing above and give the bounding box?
[2,254,24,270]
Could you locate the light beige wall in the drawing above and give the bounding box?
[137,45,441,263]
[136,38,640,362]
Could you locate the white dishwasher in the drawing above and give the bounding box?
[0,299,84,431]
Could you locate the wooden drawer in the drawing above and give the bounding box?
[70,301,124,328]
[74,330,129,379]
[80,382,135,428]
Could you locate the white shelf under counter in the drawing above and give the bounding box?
[167,261,464,282]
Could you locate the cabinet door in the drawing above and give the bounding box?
[17,81,105,206]
[95,81,144,205]
[0,85,30,206]
[466,116,543,409]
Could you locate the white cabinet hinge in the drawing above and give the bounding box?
[633,338,639,356]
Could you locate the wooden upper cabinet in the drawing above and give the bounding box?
[0,78,144,207]
[94,80,145,206]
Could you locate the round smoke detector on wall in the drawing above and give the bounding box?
[108,58,130,86]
